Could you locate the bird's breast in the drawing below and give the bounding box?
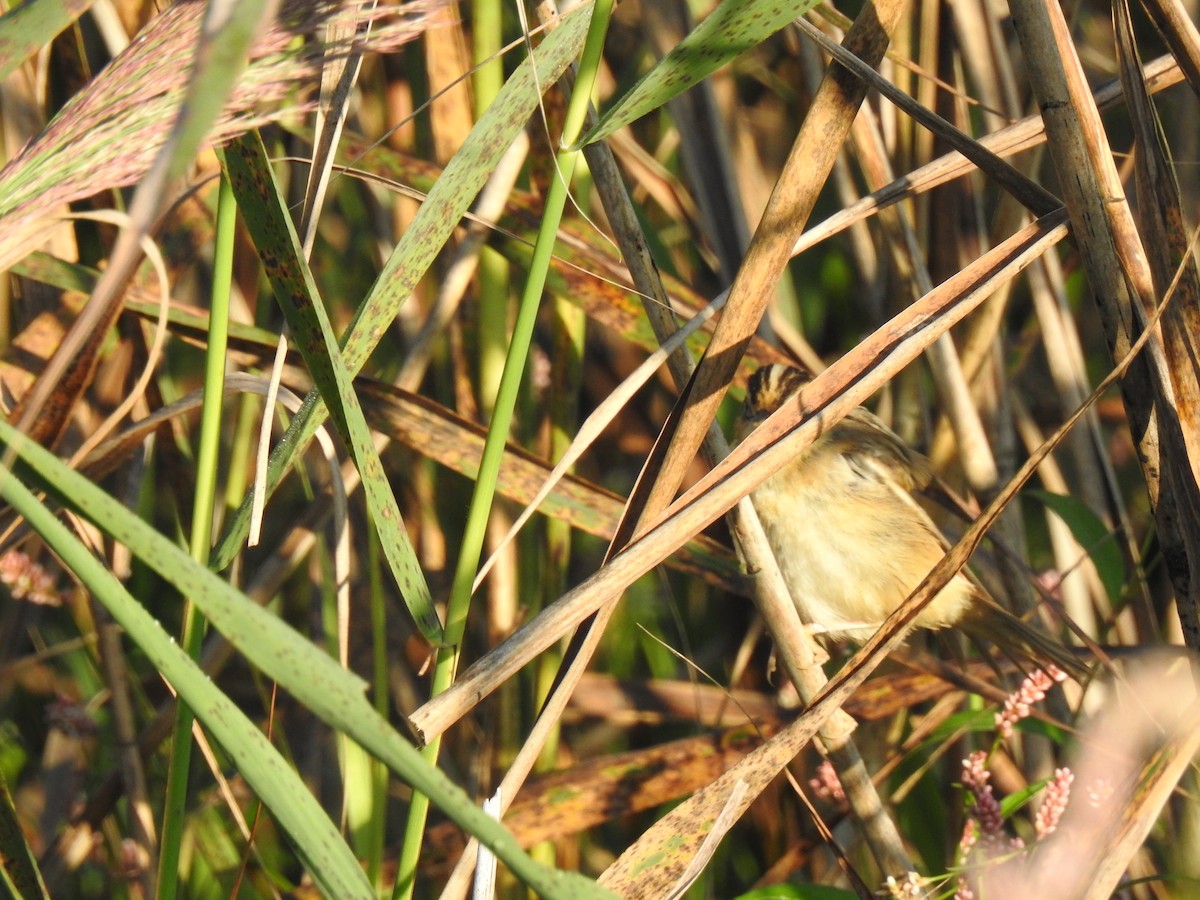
[749,445,973,640]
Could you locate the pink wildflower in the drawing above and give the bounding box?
[884,872,926,897]
[958,819,979,863]
[0,550,60,606]
[1034,768,1074,838]
[808,759,846,805]
[994,666,1068,739]
[961,751,1004,838]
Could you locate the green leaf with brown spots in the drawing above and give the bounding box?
[579,0,823,145]
[210,0,594,573]
[221,131,443,644]
[0,418,618,899]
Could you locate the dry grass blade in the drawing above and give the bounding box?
[794,15,1060,216]
[791,54,1183,258]
[633,0,908,532]
[596,686,834,894]
[1008,0,1200,645]
[1116,0,1200,490]
[1139,0,1200,95]
[423,723,776,869]
[662,779,749,900]
[407,211,1069,745]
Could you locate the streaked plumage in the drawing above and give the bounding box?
[737,364,1084,676]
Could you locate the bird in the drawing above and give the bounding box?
[735,363,1087,679]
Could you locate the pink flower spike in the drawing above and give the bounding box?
[961,752,1004,837]
[958,819,979,863]
[994,667,1064,739]
[1035,768,1074,839]
[808,759,846,805]
[0,550,61,606]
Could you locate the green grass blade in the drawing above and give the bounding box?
[393,3,615,892]
[221,133,442,644]
[0,465,373,899]
[579,0,823,144]
[210,0,595,573]
[157,171,240,898]
[0,421,617,899]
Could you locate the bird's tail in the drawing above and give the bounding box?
[960,598,1091,682]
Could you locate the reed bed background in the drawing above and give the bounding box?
[1,0,1199,896]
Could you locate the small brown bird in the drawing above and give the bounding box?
[737,364,1085,677]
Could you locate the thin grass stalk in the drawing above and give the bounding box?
[0,464,374,898]
[1007,0,1200,645]
[392,6,616,896]
[601,257,1162,893]
[631,0,909,537]
[156,174,236,896]
[208,8,593,579]
[525,162,591,879]
[430,9,896,882]
[471,0,504,116]
[587,68,914,891]
[364,522,389,890]
[471,0,520,816]
[469,6,519,778]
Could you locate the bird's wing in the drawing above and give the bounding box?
[828,407,934,491]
